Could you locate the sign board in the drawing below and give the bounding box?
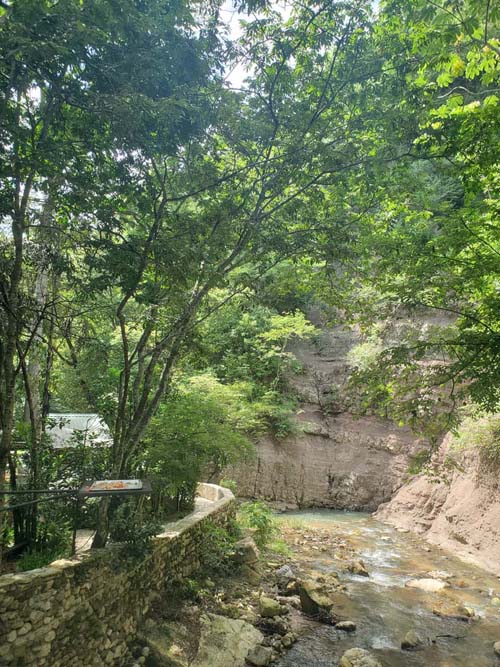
[79,479,152,497]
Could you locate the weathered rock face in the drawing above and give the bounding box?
[193,614,263,667]
[230,324,426,511]
[375,435,500,574]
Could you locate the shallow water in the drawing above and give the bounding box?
[276,510,500,667]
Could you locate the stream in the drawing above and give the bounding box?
[276,510,500,667]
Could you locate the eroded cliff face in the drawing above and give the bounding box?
[375,436,500,575]
[230,321,426,511]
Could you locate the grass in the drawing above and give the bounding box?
[451,410,500,474]
[275,516,307,530]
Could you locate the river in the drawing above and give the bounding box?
[275,510,500,667]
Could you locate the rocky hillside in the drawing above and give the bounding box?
[375,434,500,574]
[230,320,427,511]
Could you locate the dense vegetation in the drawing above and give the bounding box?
[0,0,498,563]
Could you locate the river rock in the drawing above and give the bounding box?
[494,642,500,657]
[256,615,290,636]
[339,648,382,667]
[401,630,424,651]
[246,645,273,666]
[347,560,369,577]
[234,537,260,564]
[336,621,357,632]
[259,596,286,618]
[281,632,297,648]
[276,564,295,579]
[298,580,334,615]
[141,621,191,666]
[405,578,448,592]
[431,600,474,621]
[192,613,263,667]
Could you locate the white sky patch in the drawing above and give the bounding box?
[221,0,292,89]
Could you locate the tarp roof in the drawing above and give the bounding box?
[47,413,112,449]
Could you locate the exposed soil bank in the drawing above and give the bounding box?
[375,435,500,576]
[230,325,426,511]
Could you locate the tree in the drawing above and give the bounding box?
[50,0,388,481]
[338,0,500,432]
[0,0,222,553]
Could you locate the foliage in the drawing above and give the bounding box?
[142,374,255,513]
[407,449,432,476]
[451,409,500,474]
[341,0,500,430]
[2,0,500,562]
[238,501,277,547]
[199,520,241,576]
[219,478,238,494]
[108,499,162,562]
[17,548,67,573]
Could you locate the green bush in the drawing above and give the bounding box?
[239,501,277,547]
[108,499,162,561]
[142,375,254,515]
[452,410,500,474]
[199,520,241,576]
[17,548,66,572]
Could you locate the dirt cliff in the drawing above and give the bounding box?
[375,435,500,574]
[230,322,426,511]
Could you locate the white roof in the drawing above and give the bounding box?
[47,413,112,449]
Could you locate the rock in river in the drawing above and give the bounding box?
[494,642,500,657]
[401,630,424,651]
[339,647,382,667]
[336,621,357,632]
[405,578,448,592]
[298,580,334,615]
[347,560,370,577]
[246,644,273,666]
[259,596,287,618]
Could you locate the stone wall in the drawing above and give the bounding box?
[0,483,235,667]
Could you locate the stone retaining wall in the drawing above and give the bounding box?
[0,483,235,667]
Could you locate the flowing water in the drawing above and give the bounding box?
[276,510,500,667]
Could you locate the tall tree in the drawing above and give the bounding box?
[0,0,222,552]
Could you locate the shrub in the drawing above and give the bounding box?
[108,499,162,561]
[451,410,500,474]
[239,501,277,547]
[199,520,240,576]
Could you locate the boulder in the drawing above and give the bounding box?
[401,630,424,651]
[494,642,500,657]
[405,578,448,592]
[259,596,287,618]
[339,648,382,667]
[246,645,273,666]
[298,580,334,616]
[141,621,191,667]
[234,537,260,565]
[241,565,262,585]
[192,613,263,667]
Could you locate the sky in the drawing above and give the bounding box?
[220,0,292,88]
